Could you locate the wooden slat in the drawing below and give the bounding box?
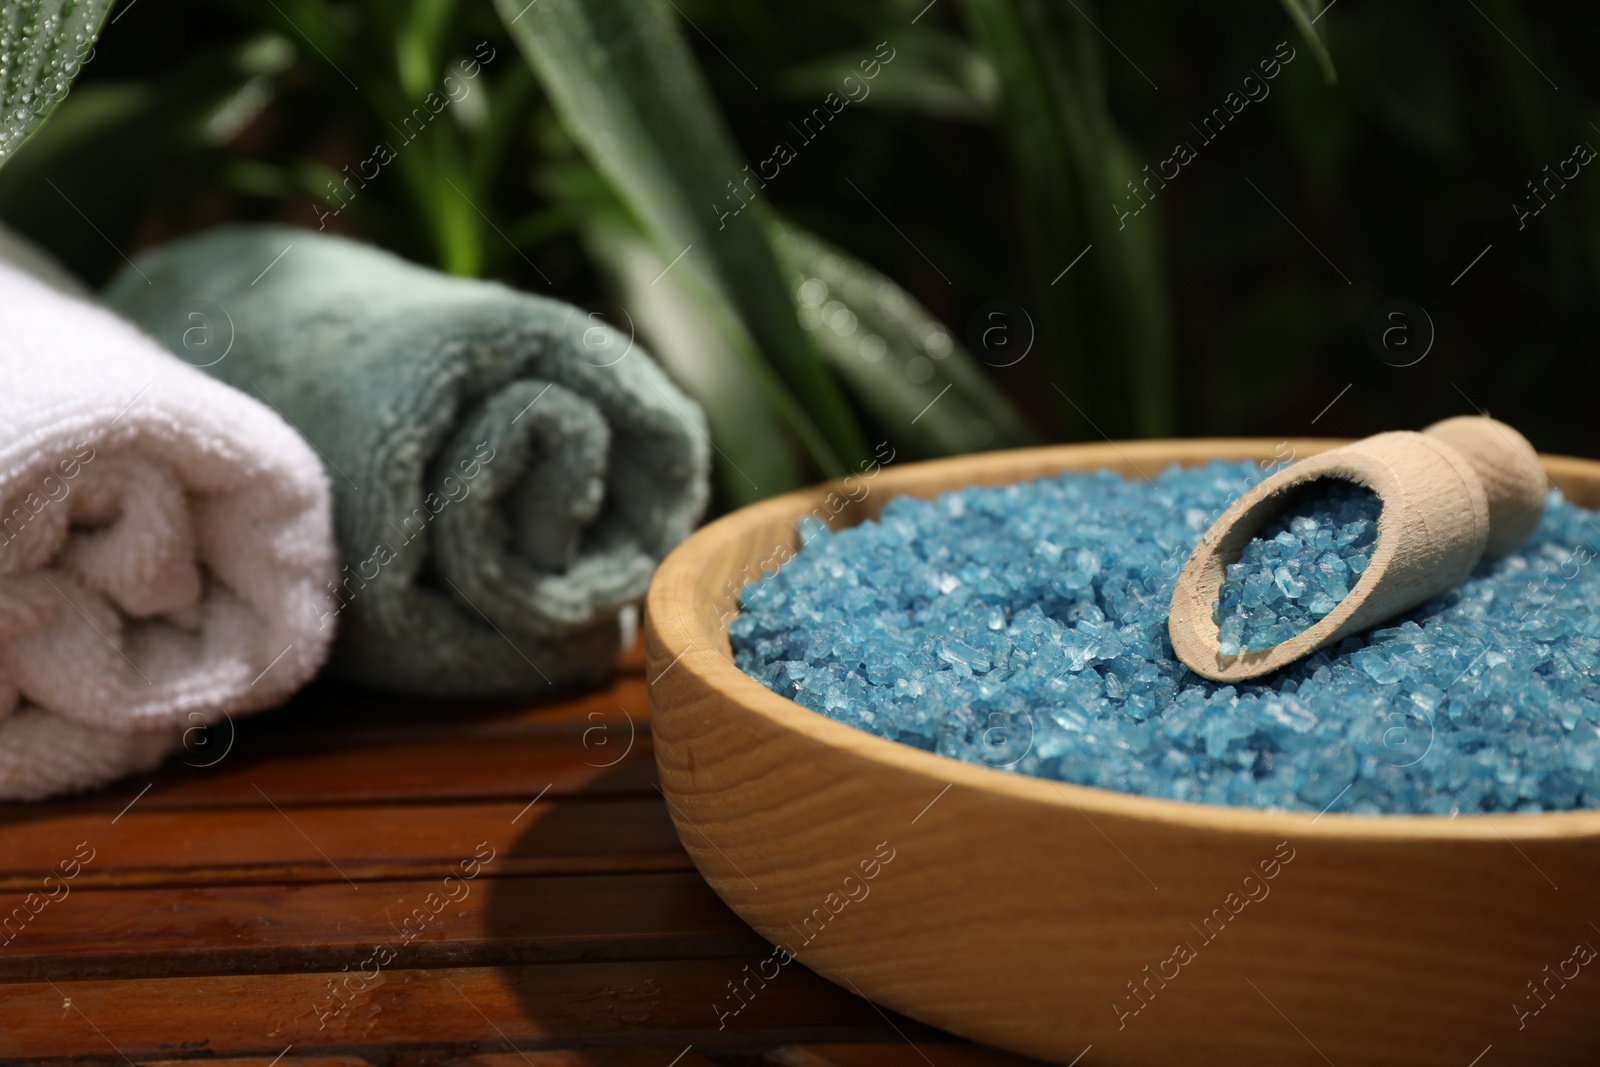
[0,873,765,980]
[0,797,687,890]
[766,1042,1056,1066]
[255,677,650,745]
[447,1052,724,1066]
[142,1056,722,1067]
[0,962,939,1062]
[119,734,655,809]
[138,1060,372,1067]
[0,638,1016,1065]
[1,680,653,818]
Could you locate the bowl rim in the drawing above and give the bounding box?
[647,438,1600,842]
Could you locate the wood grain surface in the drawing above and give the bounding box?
[0,642,1049,1066]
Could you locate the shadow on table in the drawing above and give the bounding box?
[479,725,960,1058]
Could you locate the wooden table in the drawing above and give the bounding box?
[0,645,1047,1066]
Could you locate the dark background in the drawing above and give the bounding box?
[5,0,1597,493]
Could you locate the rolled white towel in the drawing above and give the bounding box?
[0,233,337,799]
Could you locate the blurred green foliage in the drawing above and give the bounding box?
[3,0,1598,511]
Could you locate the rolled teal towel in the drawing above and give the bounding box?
[106,225,709,696]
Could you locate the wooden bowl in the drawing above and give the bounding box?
[645,441,1600,1067]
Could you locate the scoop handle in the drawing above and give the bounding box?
[1167,417,1544,682]
[1422,416,1545,561]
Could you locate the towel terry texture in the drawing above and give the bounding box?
[0,232,337,800]
[107,225,711,697]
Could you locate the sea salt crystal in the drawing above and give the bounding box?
[728,462,1600,814]
[1213,480,1381,652]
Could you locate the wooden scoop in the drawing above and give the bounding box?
[1167,416,1545,682]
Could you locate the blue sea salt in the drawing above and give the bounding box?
[1213,480,1382,654]
[728,461,1600,815]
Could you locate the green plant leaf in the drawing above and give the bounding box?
[768,219,1035,457]
[779,25,998,122]
[1277,0,1337,86]
[397,0,461,99]
[961,0,1175,438]
[586,220,804,505]
[469,61,534,192]
[541,159,805,502]
[492,0,865,477]
[541,159,807,502]
[0,0,115,167]
[0,35,297,282]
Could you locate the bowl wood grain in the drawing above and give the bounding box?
[645,440,1600,1066]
